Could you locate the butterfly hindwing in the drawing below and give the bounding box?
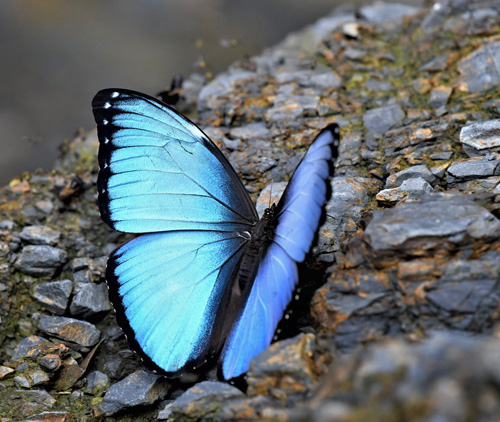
[107,230,249,376]
[273,126,339,262]
[221,242,298,379]
[93,89,258,234]
[220,125,339,379]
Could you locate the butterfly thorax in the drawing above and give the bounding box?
[212,203,277,348]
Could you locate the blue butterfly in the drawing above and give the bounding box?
[92,89,339,379]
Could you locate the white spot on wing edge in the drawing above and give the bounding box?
[104,102,111,109]
[111,91,119,98]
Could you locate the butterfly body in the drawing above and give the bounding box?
[93,89,339,379]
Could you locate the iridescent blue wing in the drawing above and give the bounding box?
[93,89,258,233]
[107,230,249,376]
[221,125,340,379]
[92,89,259,375]
[272,126,340,261]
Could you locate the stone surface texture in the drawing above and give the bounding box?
[2,1,500,421]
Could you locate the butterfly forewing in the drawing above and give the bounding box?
[93,89,258,234]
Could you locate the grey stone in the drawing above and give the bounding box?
[309,71,342,90]
[420,0,469,32]
[246,334,317,396]
[100,370,169,416]
[385,164,436,188]
[308,11,357,42]
[19,225,60,246]
[318,177,382,262]
[456,41,500,93]
[377,177,434,204]
[11,389,56,407]
[364,193,500,255]
[158,403,173,420]
[419,53,451,72]
[69,282,111,318]
[460,119,500,157]
[38,315,101,347]
[71,256,106,284]
[29,368,50,386]
[313,402,353,422]
[14,375,31,388]
[427,258,499,314]
[84,370,110,395]
[229,122,271,141]
[32,279,73,315]
[170,381,244,420]
[430,163,450,179]
[15,245,68,277]
[38,355,61,371]
[429,86,452,109]
[34,200,54,214]
[359,1,421,25]
[363,104,405,138]
[365,79,393,92]
[0,220,14,230]
[447,158,500,183]
[198,70,254,111]
[11,336,50,360]
[344,48,367,61]
[430,151,453,160]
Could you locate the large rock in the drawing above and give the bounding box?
[364,193,500,262]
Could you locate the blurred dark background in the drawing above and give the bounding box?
[0,0,418,185]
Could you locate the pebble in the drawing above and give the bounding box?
[14,374,31,388]
[69,282,111,318]
[38,315,101,347]
[15,245,68,277]
[19,225,60,246]
[38,355,62,372]
[358,2,421,25]
[385,164,436,188]
[168,381,244,421]
[32,279,73,315]
[429,86,452,109]
[456,40,500,93]
[34,200,55,214]
[11,336,50,360]
[100,370,169,416]
[28,368,51,386]
[318,177,382,262]
[460,119,500,157]
[0,365,14,379]
[420,53,453,72]
[447,158,500,183]
[426,253,500,316]
[363,104,405,138]
[0,220,14,230]
[198,70,254,111]
[84,370,110,395]
[246,334,316,398]
[376,177,434,205]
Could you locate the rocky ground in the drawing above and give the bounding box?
[1,0,500,421]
